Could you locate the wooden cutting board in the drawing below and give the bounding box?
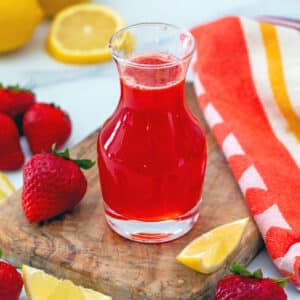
[0,83,263,300]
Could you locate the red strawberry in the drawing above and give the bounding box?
[0,85,36,118]
[0,113,24,171]
[6,85,36,117]
[0,84,36,135]
[7,85,36,135]
[215,263,288,300]
[23,103,72,154]
[0,87,16,117]
[22,144,94,222]
[0,249,23,300]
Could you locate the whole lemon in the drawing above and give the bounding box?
[38,0,90,16]
[0,0,44,53]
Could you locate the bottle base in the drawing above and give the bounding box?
[104,201,200,243]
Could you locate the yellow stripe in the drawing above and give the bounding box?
[0,189,7,203]
[260,22,300,142]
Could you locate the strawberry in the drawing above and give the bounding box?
[6,85,36,135]
[22,144,95,222]
[23,103,72,154]
[0,249,23,300]
[0,113,24,171]
[215,263,288,300]
[5,85,36,117]
[0,84,36,134]
[0,86,16,117]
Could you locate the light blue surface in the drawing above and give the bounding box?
[0,0,299,299]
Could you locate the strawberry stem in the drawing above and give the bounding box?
[51,144,95,170]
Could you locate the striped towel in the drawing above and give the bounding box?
[191,16,300,289]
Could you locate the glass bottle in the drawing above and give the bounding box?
[98,23,207,243]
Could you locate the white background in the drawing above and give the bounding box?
[0,0,299,298]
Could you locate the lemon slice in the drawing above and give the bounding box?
[22,265,111,300]
[47,3,124,64]
[0,172,15,203]
[176,217,249,274]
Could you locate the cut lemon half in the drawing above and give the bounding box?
[38,0,90,17]
[22,265,111,300]
[176,217,249,274]
[47,3,124,64]
[0,172,15,203]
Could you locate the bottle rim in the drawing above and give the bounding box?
[109,22,196,69]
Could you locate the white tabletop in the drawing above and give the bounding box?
[0,0,299,298]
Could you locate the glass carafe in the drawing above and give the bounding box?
[97,23,207,243]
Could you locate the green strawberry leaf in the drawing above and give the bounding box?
[52,144,95,170]
[52,144,70,160]
[230,263,289,287]
[230,263,254,277]
[230,263,263,279]
[73,159,96,170]
[6,84,34,95]
[272,276,290,288]
[0,248,2,259]
[252,269,263,279]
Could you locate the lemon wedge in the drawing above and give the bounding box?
[47,3,124,64]
[176,217,249,274]
[22,265,111,300]
[0,172,15,203]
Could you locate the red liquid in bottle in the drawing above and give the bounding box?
[98,53,207,221]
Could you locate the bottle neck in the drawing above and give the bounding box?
[119,77,186,112]
[116,52,188,112]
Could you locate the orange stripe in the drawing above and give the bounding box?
[260,22,300,142]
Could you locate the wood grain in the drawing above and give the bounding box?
[0,83,263,299]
